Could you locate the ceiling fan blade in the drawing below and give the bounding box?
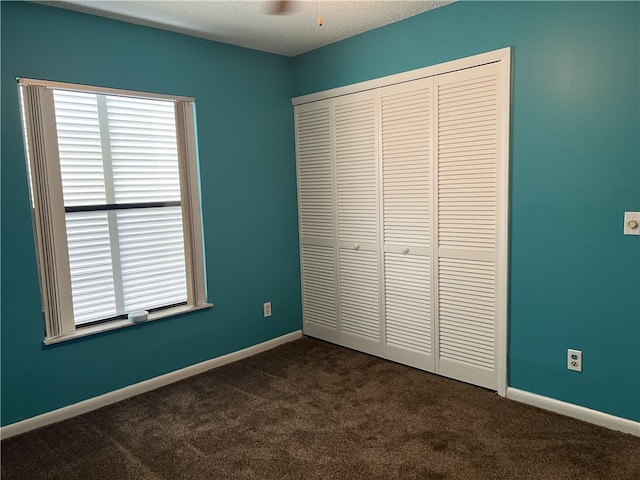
[270,0,292,15]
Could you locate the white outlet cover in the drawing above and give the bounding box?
[567,349,582,372]
[623,211,640,235]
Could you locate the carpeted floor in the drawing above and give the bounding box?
[2,337,639,479]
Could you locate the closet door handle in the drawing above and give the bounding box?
[353,244,360,250]
[402,247,410,254]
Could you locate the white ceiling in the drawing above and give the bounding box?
[42,0,453,57]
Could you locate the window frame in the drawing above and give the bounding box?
[18,78,211,345]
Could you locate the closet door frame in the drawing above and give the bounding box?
[293,47,511,396]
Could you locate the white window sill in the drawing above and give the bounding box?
[43,303,214,346]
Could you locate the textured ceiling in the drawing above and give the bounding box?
[43,1,453,57]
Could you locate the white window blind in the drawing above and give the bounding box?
[19,79,208,342]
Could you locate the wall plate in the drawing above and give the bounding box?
[624,212,640,235]
[568,349,582,372]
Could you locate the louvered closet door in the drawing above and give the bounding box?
[381,78,435,371]
[435,62,501,390]
[295,100,339,343]
[334,90,383,356]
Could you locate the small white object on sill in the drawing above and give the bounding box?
[128,310,149,323]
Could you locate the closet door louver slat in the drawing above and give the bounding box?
[301,244,338,330]
[384,253,432,369]
[335,95,378,245]
[295,101,339,343]
[436,63,499,390]
[438,66,497,253]
[334,91,382,355]
[381,79,434,370]
[339,249,380,340]
[296,104,334,242]
[439,258,495,370]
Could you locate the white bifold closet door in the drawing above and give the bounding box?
[295,99,339,343]
[294,51,509,393]
[435,62,501,390]
[334,90,383,357]
[380,78,434,371]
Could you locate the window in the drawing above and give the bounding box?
[19,79,210,344]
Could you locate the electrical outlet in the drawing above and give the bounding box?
[263,302,272,318]
[567,349,582,372]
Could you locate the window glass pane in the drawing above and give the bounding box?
[118,207,187,312]
[66,211,118,324]
[53,91,106,207]
[106,96,181,204]
[55,91,187,323]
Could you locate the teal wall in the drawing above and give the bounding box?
[294,1,640,422]
[1,2,301,426]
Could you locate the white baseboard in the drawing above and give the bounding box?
[507,387,640,436]
[1,330,303,440]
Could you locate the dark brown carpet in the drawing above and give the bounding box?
[2,337,639,479]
